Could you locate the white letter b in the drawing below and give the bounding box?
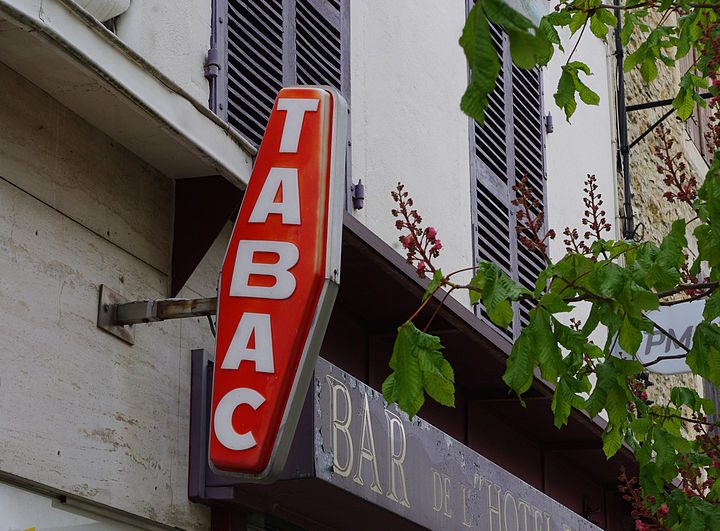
[230,240,299,299]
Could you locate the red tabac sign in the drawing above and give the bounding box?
[210,87,347,480]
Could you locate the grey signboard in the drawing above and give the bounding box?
[313,358,599,531]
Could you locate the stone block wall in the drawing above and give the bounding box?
[621,13,708,403]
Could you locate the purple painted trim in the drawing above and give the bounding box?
[188,350,315,502]
[209,0,229,119]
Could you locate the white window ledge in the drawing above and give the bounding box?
[0,0,255,187]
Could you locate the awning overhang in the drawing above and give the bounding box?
[0,0,255,187]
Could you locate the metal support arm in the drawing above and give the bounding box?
[97,284,218,345]
[114,296,217,325]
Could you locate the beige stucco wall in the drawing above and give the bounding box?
[0,60,216,528]
[349,0,475,288]
[116,0,212,107]
[545,29,620,259]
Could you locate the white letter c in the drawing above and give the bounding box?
[214,388,265,450]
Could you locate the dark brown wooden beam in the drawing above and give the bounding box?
[171,175,244,296]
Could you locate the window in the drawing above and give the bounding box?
[208,0,350,147]
[470,23,548,340]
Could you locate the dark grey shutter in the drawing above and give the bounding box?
[470,23,547,340]
[211,0,349,148]
[226,0,285,146]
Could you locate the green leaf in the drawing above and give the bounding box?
[468,262,488,305]
[695,224,720,270]
[423,268,444,302]
[647,219,686,290]
[384,323,455,417]
[674,83,696,121]
[552,375,588,428]
[582,305,602,335]
[611,355,644,376]
[640,59,658,83]
[554,319,586,352]
[590,262,627,298]
[483,0,533,31]
[589,13,609,40]
[381,373,397,402]
[705,290,720,321]
[596,8,617,28]
[620,14,634,46]
[554,68,578,120]
[538,17,562,50]
[653,427,677,475]
[568,11,588,35]
[585,363,628,427]
[544,11,571,27]
[487,299,514,329]
[418,346,455,407]
[624,44,647,73]
[602,424,624,458]
[630,417,652,441]
[385,322,426,417]
[683,504,711,531]
[503,327,538,395]
[460,4,500,123]
[687,322,720,385]
[551,377,574,428]
[671,386,704,412]
[539,292,573,313]
[533,308,563,381]
[471,262,524,328]
[577,81,600,105]
[554,62,599,120]
[698,151,720,224]
[508,29,553,69]
[676,11,699,59]
[619,315,643,355]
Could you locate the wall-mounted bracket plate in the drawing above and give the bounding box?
[97,284,135,345]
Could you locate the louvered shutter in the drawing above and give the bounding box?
[470,23,547,340]
[211,0,349,147]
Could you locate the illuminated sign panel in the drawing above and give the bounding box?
[210,87,347,480]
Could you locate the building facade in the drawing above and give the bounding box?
[0,1,635,529]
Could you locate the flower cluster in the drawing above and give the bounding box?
[563,175,611,257]
[391,183,441,277]
[653,124,697,205]
[618,469,669,531]
[704,100,720,156]
[512,176,555,261]
[628,374,652,405]
[582,174,612,240]
[680,254,711,297]
[677,420,720,498]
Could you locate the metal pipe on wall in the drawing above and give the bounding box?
[615,0,634,240]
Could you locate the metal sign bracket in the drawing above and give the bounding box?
[97,284,217,345]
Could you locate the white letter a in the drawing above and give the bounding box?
[249,167,301,225]
[221,312,274,373]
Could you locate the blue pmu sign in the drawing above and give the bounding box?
[614,299,711,374]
